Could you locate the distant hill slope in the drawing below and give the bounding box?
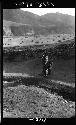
[3,9,75,36]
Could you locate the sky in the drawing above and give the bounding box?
[21,8,75,16]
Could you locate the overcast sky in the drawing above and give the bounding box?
[21,8,75,16]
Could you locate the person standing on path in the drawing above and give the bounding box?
[42,50,53,77]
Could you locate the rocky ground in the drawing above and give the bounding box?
[3,85,75,118]
[3,34,74,47]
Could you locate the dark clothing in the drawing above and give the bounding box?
[42,55,46,65]
[42,55,53,76]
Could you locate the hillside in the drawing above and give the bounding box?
[3,9,75,36]
[3,9,75,119]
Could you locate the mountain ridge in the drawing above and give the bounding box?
[3,9,75,36]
